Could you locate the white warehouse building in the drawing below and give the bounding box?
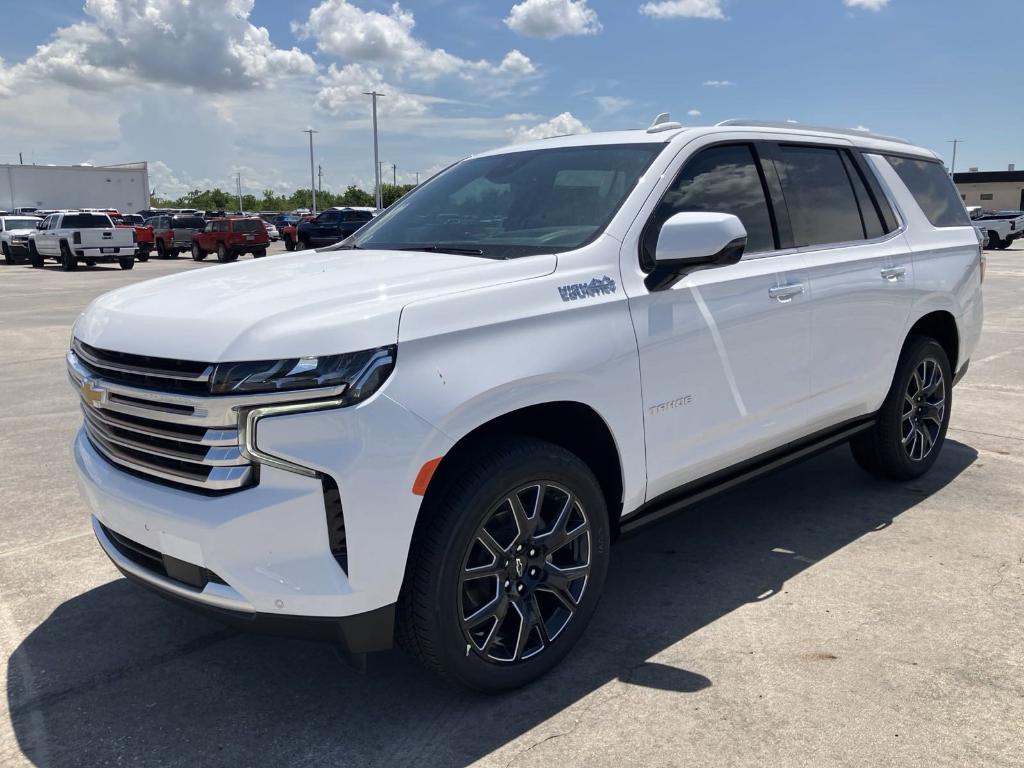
[2,161,150,213]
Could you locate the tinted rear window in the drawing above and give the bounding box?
[885,156,970,228]
[233,220,264,233]
[172,216,205,229]
[775,146,866,247]
[61,213,113,228]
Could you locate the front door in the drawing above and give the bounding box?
[626,143,813,500]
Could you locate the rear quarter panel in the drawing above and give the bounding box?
[868,155,984,371]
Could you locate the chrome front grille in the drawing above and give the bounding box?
[68,343,253,492]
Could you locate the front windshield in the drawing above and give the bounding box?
[4,218,40,230]
[346,143,663,258]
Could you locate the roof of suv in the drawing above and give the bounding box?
[477,121,937,161]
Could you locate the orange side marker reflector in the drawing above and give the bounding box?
[412,457,443,496]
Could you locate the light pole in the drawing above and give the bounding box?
[235,172,242,213]
[948,138,965,177]
[364,91,384,211]
[302,128,318,214]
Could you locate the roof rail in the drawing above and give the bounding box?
[714,119,911,145]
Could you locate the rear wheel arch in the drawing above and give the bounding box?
[906,310,959,374]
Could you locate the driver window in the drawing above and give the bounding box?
[642,144,776,267]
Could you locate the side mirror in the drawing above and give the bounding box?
[36,222,46,230]
[646,212,747,291]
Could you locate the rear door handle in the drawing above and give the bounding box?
[768,283,804,302]
[881,267,906,282]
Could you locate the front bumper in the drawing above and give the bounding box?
[73,390,452,640]
[94,516,395,652]
[7,239,30,253]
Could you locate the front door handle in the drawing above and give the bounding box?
[881,266,906,282]
[768,283,804,302]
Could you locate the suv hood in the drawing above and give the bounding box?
[5,228,36,236]
[74,249,555,361]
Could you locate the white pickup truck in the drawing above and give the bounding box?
[968,207,1024,250]
[28,211,137,271]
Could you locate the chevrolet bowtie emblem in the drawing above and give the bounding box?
[81,378,105,407]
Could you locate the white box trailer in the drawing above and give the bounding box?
[2,162,150,214]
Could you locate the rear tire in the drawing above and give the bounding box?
[59,242,77,272]
[850,337,952,481]
[118,256,135,270]
[296,237,308,251]
[284,234,295,252]
[2,242,16,265]
[398,438,610,691]
[253,248,267,258]
[137,250,149,263]
[28,242,43,269]
[216,243,231,263]
[192,243,206,261]
[156,240,169,259]
[986,231,1001,250]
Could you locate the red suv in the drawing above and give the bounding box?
[191,217,270,262]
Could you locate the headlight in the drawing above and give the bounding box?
[209,345,395,399]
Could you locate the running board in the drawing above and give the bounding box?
[620,416,876,536]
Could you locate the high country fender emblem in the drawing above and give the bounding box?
[649,395,693,416]
[81,377,106,407]
[558,275,617,302]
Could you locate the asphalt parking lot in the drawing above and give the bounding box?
[1,243,1022,768]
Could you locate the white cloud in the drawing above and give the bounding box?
[314,63,431,117]
[703,79,735,87]
[844,0,890,10]
[505,0,602,39]
[294,1,535,82]
[852,125,872,132]
[688,109,702,117]
[595,96,631,115]
[2,0,314,94]
[507,112,590,143]
[639,0,725,20]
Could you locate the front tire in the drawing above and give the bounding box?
[1,242,16,265]
[156,240,168,259]
[284,234,295,251]
[216,243,230,263]
[986,231,1002,250]
[399,438,610,691]
[850,337,952,480]
[28,242,43,268]
[997,238,1013,250]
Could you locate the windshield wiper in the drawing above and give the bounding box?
[397,245,486,256]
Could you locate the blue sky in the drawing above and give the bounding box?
[1,0,1019,198]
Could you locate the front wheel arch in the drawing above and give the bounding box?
[416,401,625,544]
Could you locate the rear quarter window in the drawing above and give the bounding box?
[884,156,970,228]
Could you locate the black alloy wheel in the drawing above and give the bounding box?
[901,356,946,462]
[459,482,593,664]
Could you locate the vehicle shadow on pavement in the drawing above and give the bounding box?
[6,442,977,768]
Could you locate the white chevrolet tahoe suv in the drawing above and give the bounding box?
[29,211,137,271]
[68,119,983,691]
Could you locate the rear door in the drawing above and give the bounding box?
[625,141,814,499]
[768,142,914,429]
